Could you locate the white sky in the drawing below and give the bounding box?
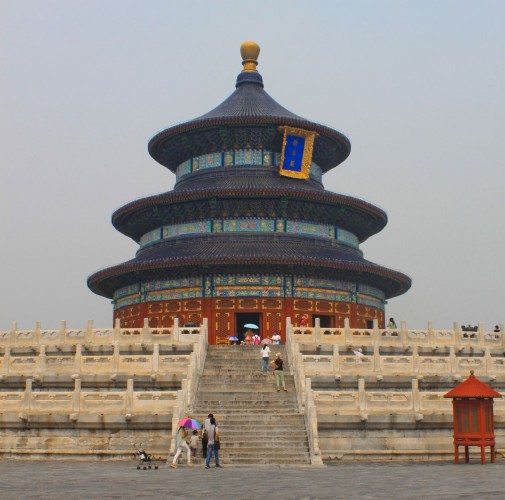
[1,0,504,331]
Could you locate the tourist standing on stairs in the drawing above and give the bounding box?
[171,426,192,468]
[205,417,222,469]
[260,344,271,373]
[200,413,215,459]
[271,352,287,391]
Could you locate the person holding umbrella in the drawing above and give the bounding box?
[171,418,199,468]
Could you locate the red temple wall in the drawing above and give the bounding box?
[114,298,385,344]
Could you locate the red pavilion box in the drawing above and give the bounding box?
[444,370,502,464]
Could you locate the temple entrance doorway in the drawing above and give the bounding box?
[315,315,334,328]
[236,312,262,343]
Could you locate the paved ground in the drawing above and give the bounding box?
[1,459,504,499]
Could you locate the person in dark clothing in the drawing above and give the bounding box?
[271,352,287,392]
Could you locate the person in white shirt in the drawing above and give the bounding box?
[271,332,281,345]
[260,344,271,373]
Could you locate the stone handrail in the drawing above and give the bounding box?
[285,317,323,466]
[301,345,505,379]
[0,318,206,348]
[312,378,505,420]
[169,319,208,454]
[4,377,178,423]
[291,318,504,349]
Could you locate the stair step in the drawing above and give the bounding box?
[190,346,311,465]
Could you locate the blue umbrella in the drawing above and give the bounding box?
[244,324,259,329]
[229,336,239,341]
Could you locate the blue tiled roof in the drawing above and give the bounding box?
[87,233,411,300]
[148,70,351,172]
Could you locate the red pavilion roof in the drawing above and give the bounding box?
[444,371,502,399]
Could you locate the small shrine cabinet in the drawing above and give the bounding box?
[444,371,502,464]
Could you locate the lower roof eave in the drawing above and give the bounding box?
[87,259,411,301]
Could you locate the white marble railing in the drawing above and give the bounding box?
[292,319,504,349]
[301,344,505,379]
[285,317,323,466]
[5,378,178,422]
[313,378,505,419]
[170,319,208,454]
[0,318,204,348]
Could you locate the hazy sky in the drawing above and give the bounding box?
[1,0,504,331]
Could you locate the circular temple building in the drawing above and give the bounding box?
[87,42,411,344]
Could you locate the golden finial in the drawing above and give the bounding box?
[240,41,260,73]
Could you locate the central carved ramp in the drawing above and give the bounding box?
[190,345,311,466]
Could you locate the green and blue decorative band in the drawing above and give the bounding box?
[139,219,359,249]
[175,149,323,182]
[113,275,385,310]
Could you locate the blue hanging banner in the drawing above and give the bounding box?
[278,126,318,179]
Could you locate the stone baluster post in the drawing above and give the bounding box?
[142,317,150,344]
[114,318,121,343]
[372,318,379,339]
[412,345,420,375]
[478,322,484,347]
[35,321,41,347]
[400,320,407,346]
[453,322,459,346]
[449,346,458,377]
[344,317,352,345]
[73,344,82,377]
[332,344,340,374]
[60,320,67,345]
[9,321,17,347]
[21,377,33,421]
[2,345,10,378]
[412,378,423,420]
[38,344,46,380]
[172,317,180,343]
[85,320,93,344]
[314,317,321,344]
[484,346,494,374]
[112,342,119,378]
[373,343,380,373]
[125,378,134,418]
[358,377,367,420]
[71,378,81,414]
[153,343,160,375]
[427,320,433,346]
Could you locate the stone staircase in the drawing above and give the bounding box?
[190,345,311,466]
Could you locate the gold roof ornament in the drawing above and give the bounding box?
[240,41,260,73]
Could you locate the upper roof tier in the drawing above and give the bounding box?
[148,41,351,173]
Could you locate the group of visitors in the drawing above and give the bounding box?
[171,413,221,469]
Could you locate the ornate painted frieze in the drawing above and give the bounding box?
[175,149,321,182]
[139,228,162,247]
[336,227,359,248]
[115,295,140,308]
[214,287,283,298]
[146,289,202,301]
[286,221,334,239]
[139,219,359,249]
[294,277,354,291]
[113,274,385,311]
[142,277,203,292]
[162,221,211,239]
[358,284,385,300]
[358,294,384,308]
[114,283,140,299]
[223,219,275,232]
